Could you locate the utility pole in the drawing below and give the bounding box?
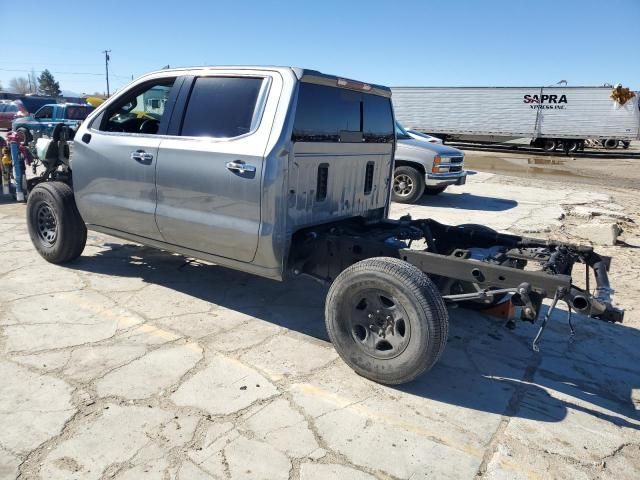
[102,50,111,96]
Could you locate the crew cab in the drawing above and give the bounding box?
[392,122,466,203]
[12,103,94,142]
[25,66,624,385]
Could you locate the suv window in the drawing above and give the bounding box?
[5,104,18,113]
[66,106,94,120]
[180,76,265,138]
[100,79,175,134]
[35,106,54,119]
[292,83,394,143]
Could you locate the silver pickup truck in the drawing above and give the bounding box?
[25,66,623,385]
[392,122,466,203]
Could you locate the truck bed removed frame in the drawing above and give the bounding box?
[290,215,624,351]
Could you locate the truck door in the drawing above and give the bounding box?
[32,105,55,136]
[72,77,180,240]
[155,72,279,263]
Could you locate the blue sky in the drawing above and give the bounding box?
[1,0,638,95]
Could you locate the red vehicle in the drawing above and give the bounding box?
[0,97,52,130]
[0,102,27,130]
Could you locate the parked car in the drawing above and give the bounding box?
[0,101,28,130]
[24,66,623,385]
[1,97,56,130]
[392,122,466,203]
[406,129,442,144]
[12,103,94,142]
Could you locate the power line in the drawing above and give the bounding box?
[0,67,131,79]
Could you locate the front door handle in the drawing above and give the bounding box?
[225,160,256,174]
[131,150,153,163]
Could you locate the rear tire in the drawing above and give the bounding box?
[392,166,425,204]
[603,138,618,149]
[325,257,449,385]
[26,182,87,264]
[424,186,447,195]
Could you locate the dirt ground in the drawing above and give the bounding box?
[1,148,639,480]
[461,141,640,191]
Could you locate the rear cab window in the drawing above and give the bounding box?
[292,82,394,143]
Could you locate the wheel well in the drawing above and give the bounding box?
[394,160,426,176]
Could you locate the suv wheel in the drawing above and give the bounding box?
[392,166,425,204]
[325,257,449,384]
[26,182,87,264]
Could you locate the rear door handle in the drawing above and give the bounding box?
[225,160,256,174]
[131,150,153,162]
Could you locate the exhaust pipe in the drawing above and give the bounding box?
[567,291,592,314]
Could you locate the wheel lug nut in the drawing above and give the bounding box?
[367,313,373,318]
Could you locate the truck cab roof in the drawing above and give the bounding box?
[137,66,392,97]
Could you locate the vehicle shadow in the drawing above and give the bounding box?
[415,191,518,211]
[67,242,639,428]
[401,306,640,430]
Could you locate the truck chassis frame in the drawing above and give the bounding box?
[290,215,624,350]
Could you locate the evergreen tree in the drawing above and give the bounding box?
[38,69,61,97]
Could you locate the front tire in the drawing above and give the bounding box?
[392,166,425,204]
[26,182,87,264]
[325,257,449,385]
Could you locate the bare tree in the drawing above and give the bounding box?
[28,69,39,94]
[9,77,30,94]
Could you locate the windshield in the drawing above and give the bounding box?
[395,121,411,140]
[65,106,94,120]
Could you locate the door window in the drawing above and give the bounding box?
[34,106,54,119]
[99,79,176,135]
[180,76,266,138]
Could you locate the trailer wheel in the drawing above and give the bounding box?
[542,139,557,152]
[565,140,579,154]
[622,141,630,149]
[603,139,618,149]
[325,257,448,385]
[392,166,425,204]
[26,182,87,264]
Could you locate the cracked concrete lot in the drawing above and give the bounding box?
[1,171,639,479]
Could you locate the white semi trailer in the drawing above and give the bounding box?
[391,86,640,152]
